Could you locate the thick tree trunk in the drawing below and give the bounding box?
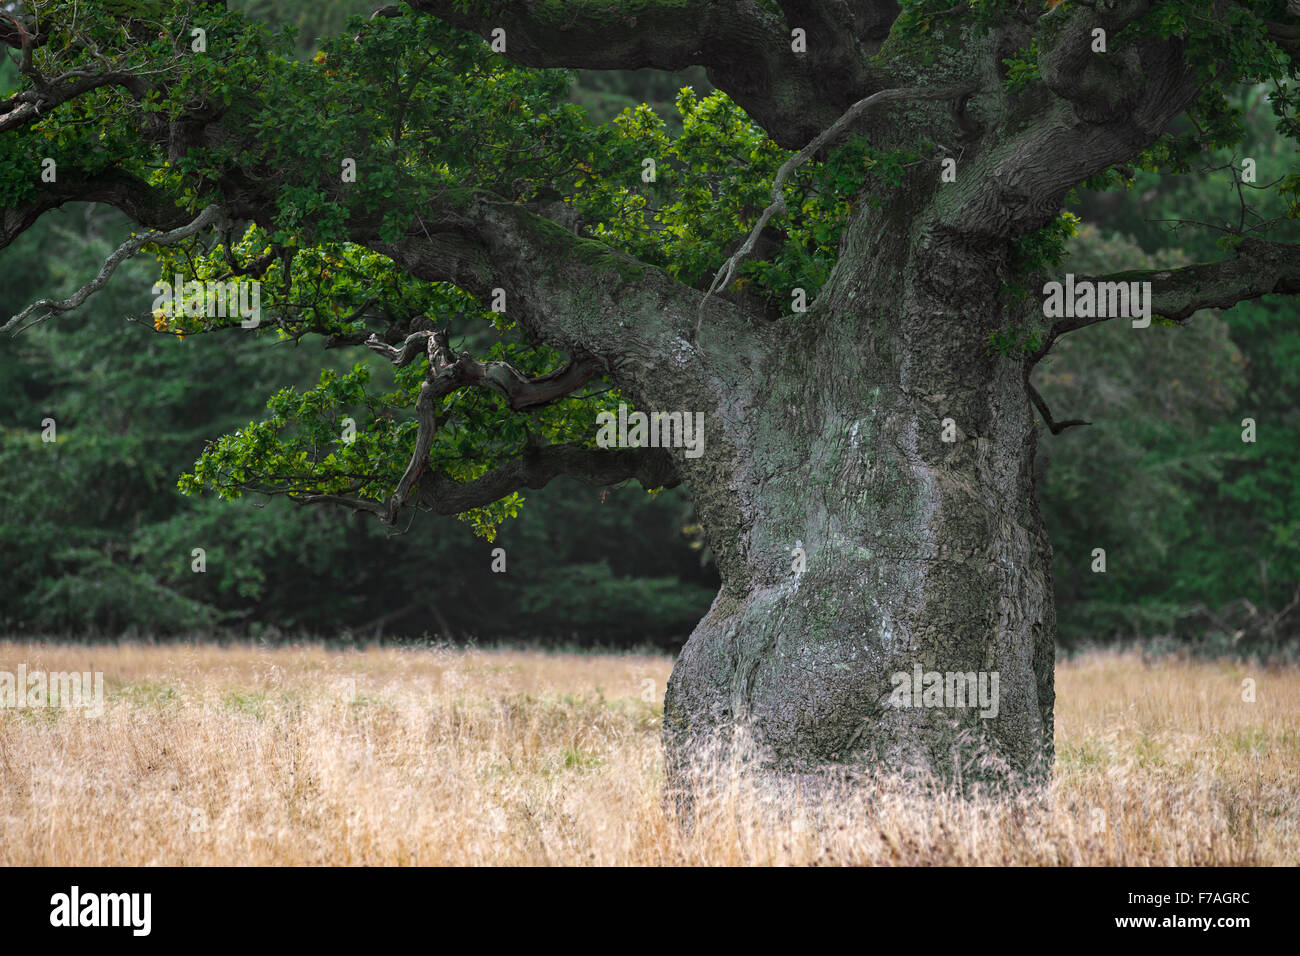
[664,213,1056,795]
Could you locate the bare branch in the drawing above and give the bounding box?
[4,204,224,334]
[1026,379,1090,435]
[367,329,433,367]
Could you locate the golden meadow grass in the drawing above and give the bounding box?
[0,641,1296,865]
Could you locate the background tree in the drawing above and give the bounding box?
[1047,81,1300,653]
[3,0,1300,792]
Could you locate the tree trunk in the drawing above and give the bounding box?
[664,212,1056,795]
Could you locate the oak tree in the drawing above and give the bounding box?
[5,0,1300,792]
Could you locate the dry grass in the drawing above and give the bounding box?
[0,641,1296,865]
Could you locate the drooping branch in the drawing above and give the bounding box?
[364,188,756,360]
[0,168,194,250]
[0,6,770,363]
[1026,379,1090,435]
[313,192,746,528]
[3,203,225,334]
[291,443,678,519]
[0,7,755,532]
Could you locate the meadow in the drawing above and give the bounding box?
[0,641,1295,865]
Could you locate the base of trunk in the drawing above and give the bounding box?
[664,372,1056,800]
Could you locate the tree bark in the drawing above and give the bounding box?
[664,199,1056,797]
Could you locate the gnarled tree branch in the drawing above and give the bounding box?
[0,69,150,134]
[0,168,194,251]
[364,327,608,524]
[1037,0,1152,124]
[1038,237,1300,354]
[404,0,891,148]
[3,203,224,334]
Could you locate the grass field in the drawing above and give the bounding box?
[1,641,1296,865]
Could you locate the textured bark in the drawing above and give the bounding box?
[648,5,1205,797]
[664,186,1056,796]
